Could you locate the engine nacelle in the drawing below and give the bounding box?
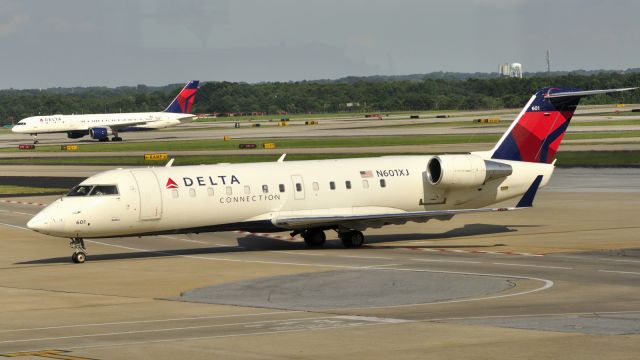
[89,127,112,140]
[427,155,512,189]
[67,130,88,139]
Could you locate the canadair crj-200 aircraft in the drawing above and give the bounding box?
[12,81,199,144]
[26,87,635,263]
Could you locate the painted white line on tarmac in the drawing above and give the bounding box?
[0,222,29,231]
[1,310,303,333]
[411,259,481,264]
[598,269,640,276]
[492,262,572,270]
[339,255,393,260]
[0,209,37,216]
[273,251,325,257]
[0,315,368,345]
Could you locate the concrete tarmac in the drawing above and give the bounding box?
[0,168,639,359]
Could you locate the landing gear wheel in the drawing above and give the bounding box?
[112,136,123,142]
[72,252,86,264]
[303,229,326,248]
[340,230,365,248]
[34,140,39,145]
[69,237,87,264]
[98,137,109,142]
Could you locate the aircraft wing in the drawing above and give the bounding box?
[273,175,543,230]
[273,206,521,230]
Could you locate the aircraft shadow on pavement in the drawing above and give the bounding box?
[16,223,540,265]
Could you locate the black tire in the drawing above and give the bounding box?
[340,231,365,248]
[113,137,123,142]
[303,230,326,247]
[72,252,86,264]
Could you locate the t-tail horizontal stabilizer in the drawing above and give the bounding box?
[516,175,544,208]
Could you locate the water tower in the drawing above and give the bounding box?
[510,63,523,78]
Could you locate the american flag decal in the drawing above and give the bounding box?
[360,170,373,178]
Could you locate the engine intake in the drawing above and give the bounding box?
[67,130,88,139]
[89,127,112,139]
[427,155,512,188]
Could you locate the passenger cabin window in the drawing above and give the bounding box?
[312,182,319,191]
[172,189,179,198]
[89,185,119,196]
[66,185,93,197]
[295,183,302,192]
[207,187,214,196]
[226,186,233,195]
[189,188,196,197]
[329,181,336,190]
[262,185,269,194]
[345,181,352,189]
[362,180,369,189]
[380,179,387,188]
[244,185,251,195]
[279,184,285,193]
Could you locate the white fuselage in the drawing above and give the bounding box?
[11,112,194,135]
[28,155,554,239]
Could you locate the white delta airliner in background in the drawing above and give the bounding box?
[26,86,635,263]
[12,80,199,144]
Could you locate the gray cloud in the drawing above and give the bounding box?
[0,0,638,89]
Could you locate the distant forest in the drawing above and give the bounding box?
[2,71,640,125]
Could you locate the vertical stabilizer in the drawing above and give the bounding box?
[163,80,199,114]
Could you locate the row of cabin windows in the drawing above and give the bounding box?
[170,179,387,199]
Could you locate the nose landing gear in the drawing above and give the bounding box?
[70,237,87,264]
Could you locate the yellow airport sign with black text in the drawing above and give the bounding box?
[144,153,168,161]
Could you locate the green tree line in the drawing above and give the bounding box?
[2,72,639,125]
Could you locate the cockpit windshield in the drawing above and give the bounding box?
[66,185,118,197]
[89,185,119,196]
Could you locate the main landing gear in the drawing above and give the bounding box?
[31,134,39,144]
[112,129,122,142]
[298,229,365,249]
[70,237,87,264]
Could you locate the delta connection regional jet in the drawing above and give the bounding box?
[26,87,636,263]
[12,81,199,144]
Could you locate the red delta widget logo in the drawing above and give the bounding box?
[165,175,241,189]
[165,178,179,189]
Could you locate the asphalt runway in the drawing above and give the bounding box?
[0,168,639,359]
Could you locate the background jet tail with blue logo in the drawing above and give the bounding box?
[490,87,636,164]
[163,80,200,114]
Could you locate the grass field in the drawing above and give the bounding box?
[0,185,67,195]
[0,151,638,168]
[192,110,475,123]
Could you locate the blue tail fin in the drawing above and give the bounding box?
[163,80,199,114]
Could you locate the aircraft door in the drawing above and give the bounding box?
[131,170,163,220]
[291,175,305,200]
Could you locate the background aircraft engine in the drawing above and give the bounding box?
[67,130,87,139]
[427,155,512,188]
[89,127,113,140]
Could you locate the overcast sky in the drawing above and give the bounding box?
[1,0,638,89]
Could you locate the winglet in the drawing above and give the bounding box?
[516,175,544,208]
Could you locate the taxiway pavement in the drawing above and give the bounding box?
[0,168,638,359]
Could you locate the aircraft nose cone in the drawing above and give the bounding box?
[27,216,50,233]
